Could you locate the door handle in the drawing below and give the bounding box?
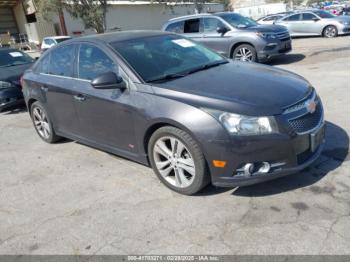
[73,94,86,102]
[40,86,48,92]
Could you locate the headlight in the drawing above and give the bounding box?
[256,32,277,39]
[203,108,279,135]
[339,20,350,25]
[0,81,14,89]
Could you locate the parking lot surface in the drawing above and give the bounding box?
[1,35,350,255]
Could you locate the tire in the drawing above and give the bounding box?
[323,25,338,38]
[30,101,60,143]
[232,44,257,62]
[148,126,210,195]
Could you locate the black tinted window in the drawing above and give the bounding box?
[284,14,301,21]
[302,13,317,20]
[78,44,117,81]
[203,18,226,32]
[49,45,75,77]
[165,21,184,33]
[184,19,200,33]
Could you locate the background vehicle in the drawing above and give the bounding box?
[257,14,286,25]
[275,10,350,37]
[340,6,350,15]
[22,31,324,195]
[41,36,72,52]
[0,48,34,112]
[162,12,291,62]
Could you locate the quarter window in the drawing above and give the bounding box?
[36,53,50,74]
[184,19,200,33]
[49,44,75,77]
[202,18,226,33]
[78,44,118,81]
[165,21,184,33]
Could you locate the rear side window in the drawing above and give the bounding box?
[284,14,301,21]
[184,19,200,33]
[36,53,50,74]
[49,44,75,77]
[165,21,184,33]
[78,44,118,81]
[44,39,55,45]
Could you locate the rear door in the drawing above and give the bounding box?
[37,44,80,136]
[72,43,137,153]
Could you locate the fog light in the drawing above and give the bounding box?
[243,163,255,176]
[258,162,270,173]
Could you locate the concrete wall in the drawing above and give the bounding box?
[234,3,286,19]
[59,3,224,35]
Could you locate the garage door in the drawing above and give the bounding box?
[0,8,18,34]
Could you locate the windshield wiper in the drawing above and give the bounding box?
[147,73,187,83]
[186,60,228,75]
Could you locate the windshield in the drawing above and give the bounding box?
[0,50,34,68]
[112,34,227,83]
[55,37,71,43]
[313,10,336,18]
[217,13,257,28]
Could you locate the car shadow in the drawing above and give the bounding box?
[198,121,349,197]
[1,106,27,115]
[267,53,306,66]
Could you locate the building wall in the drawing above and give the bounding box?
[59,3,224,35]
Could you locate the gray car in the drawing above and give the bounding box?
[162,12,292,62]
[22,31,324,195]
[275,10,350,37]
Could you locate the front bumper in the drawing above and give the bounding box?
[257,38,292,61]
[338,24,350,35]
[0,87,25,112]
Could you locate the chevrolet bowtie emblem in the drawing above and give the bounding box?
[306,100,317,114]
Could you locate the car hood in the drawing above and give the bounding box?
[243,24,288,33]
[152,61,312,116]
[0,63,33,86]
[332,16,350,22]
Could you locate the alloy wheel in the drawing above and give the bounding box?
[324,26,337,38]
[153,136,196,188]
[235,47,253,62]
[33,106,51,139]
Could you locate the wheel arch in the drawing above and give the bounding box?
[322,24,338,36]
[27,98,38,116]
[230,42,256,58]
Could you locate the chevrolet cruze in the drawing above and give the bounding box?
[22,31,325,195]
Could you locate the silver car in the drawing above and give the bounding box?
[275,10,350,37]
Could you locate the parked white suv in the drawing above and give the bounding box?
[41,36,72,52]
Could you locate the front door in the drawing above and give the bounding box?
[72,43,137,154]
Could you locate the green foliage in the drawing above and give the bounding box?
[34,0,107,33]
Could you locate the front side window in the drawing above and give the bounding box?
[217,13,257,28]
[165,21,184,33]
[0,50,34,68]
[112,34,226,83]
[284,14,301,21]
[202,18,226,33]
[78,44,118,81]
[49,44,75,77]
[302,13,317,20]
[184,19,200,33]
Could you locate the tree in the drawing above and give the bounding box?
[34,0,108,34]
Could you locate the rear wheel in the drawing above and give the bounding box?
[30,101,60,143]
[148,126,209,195]
[232,44,257,62]
[323,25,338,38]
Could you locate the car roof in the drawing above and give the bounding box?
[168,13,214,22]
[68,30,172,44]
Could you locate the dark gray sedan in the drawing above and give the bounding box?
[22,31,325,195]
[0,48,34,112]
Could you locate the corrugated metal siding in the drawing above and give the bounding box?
[0,8,18,34]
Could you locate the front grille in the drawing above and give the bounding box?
[283,91,315,114]
[288,104,323,134]
[276,31,290,41]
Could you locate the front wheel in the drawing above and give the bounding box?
[323,25,338,38]
[148,126,210,195]
[232,44,257,62]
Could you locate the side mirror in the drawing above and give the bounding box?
[216,26,229,35]
[91,72,126,90]
[312,17,320,22]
